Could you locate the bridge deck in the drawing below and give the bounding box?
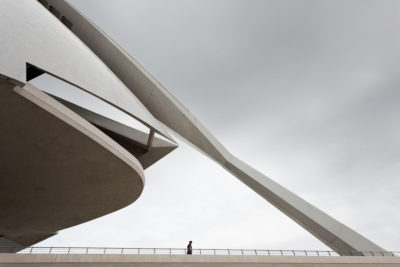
[1,254,400,266]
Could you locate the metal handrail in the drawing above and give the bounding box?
[0,247,398,256]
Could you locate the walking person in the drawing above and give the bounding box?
[187,240,192,255]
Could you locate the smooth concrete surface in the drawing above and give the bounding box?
[0,0,173,140]
[0,238,21,253]
[54,97,178,169]
[0,254,399,266]
[0,80,144,246]
[45,0,386,254]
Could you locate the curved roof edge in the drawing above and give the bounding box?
[0,0,174,142]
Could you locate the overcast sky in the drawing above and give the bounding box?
[33,0,400,251]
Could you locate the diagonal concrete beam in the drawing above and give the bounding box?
[44,0,386,254]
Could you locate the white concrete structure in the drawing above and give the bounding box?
[0,0,388,255]
[0,80,145,248]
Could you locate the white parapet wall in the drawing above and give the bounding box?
[0,254,400,267]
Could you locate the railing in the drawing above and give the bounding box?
[0,247,398,256]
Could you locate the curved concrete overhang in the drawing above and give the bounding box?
[53,96,178,170]
[0,0,174,141]
[0,79,144,247]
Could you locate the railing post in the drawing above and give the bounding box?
[169,248,171,255]
[280,250,282,256]
[30,247,33,254]
[241,249,243,255]
[68,247,71,254]
[49,247,53,254]
[228,249,230,255]
[255,249,257,255]
[214,249,216,255]
[327,251,331,256]
[316,251,319,256]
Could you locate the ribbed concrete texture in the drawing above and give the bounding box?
[1,254,400,267]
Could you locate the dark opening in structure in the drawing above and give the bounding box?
[26,63,45,81]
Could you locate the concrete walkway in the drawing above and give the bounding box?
[1,254,399,266]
